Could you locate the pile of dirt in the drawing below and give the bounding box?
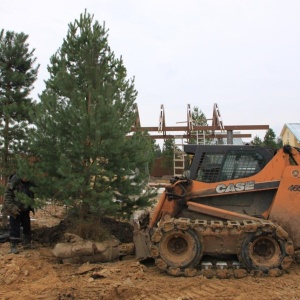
[32,219,69,245]
[101,217,133,243]
[32,215,133,246]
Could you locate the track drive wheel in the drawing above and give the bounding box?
[238,229,294,273]
[151,220,203,276]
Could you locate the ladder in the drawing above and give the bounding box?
[173,135,186,177]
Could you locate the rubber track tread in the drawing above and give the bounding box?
[151,217,294,278]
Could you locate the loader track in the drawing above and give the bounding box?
[150,218,294,278]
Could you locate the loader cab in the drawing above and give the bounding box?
[184,144,275,183]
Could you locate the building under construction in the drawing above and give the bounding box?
[130,103,269,177]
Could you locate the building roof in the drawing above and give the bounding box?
[280,123,300,141]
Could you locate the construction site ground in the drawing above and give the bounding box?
[1,184,300,300]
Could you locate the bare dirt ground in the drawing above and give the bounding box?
[1,200,300,299]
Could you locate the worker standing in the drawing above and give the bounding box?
[2,173,35,254]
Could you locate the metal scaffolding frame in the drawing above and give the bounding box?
[131,103,269,143]
[130,103,269,177]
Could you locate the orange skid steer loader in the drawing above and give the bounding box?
[132,144,300,278]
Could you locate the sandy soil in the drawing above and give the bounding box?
[1,241,300,300]
[1,203,300,300]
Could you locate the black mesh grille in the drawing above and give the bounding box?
[196,150,265,183]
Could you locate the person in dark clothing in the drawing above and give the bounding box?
[2,173,35,254]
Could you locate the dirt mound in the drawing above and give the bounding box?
[32,215,133,246]
[32,220,68,245]
[101,217,133,243]
[34,203,134,245]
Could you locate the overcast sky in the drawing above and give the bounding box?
[1,0,300,142]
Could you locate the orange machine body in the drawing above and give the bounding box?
[150,146,300,248]
[133,145,300,276]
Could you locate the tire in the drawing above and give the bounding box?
[157,227,203,269]
[239,230,288,273]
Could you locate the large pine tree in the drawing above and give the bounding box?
[0,30,39,181]
[21,11,155,218]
